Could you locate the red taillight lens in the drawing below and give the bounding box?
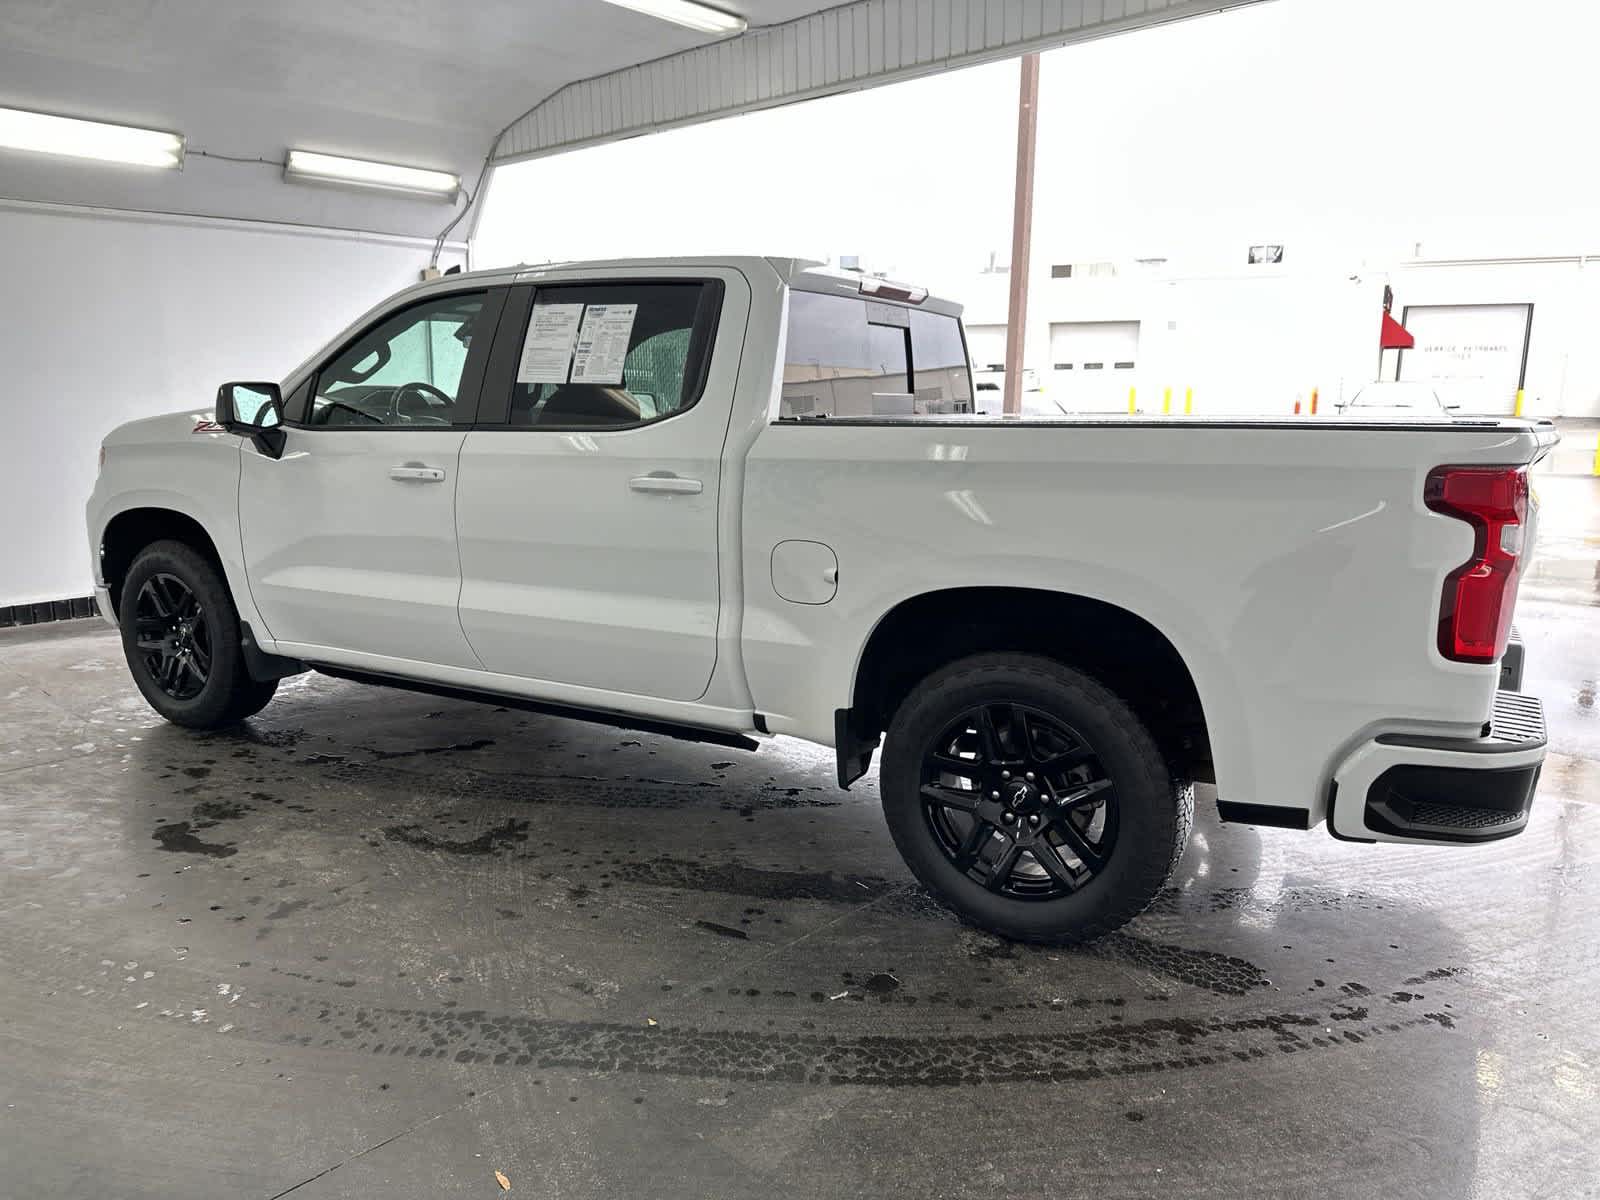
[1425,466,1529,663]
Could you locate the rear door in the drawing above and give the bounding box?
[238,288,503,668]
[454,268,749,701]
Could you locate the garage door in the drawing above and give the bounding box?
[1398,303,1531,415]
[965,323,1007,371]
[1049,320,1140,410]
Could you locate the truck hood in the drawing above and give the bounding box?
[102,407,225,448]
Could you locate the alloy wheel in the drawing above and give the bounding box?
[919,702,1118,899]
[132,573,211,701]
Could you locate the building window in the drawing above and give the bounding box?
[1113,361,1135,369]
[1050,264,1072,279]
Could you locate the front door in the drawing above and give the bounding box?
[455,271,748,701]
[239,288,502,669]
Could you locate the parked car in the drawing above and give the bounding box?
[87,257,1555,944]
[1336,380,1458,418]
[971,363,1042,404]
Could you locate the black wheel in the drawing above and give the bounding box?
[880,653,1192,944]
[118,540,277,729]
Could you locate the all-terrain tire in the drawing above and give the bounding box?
[880,652,1192,943]
[118,540,277,729]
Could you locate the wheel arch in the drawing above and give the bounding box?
[99,507,226,618]
[838,586,1214,788]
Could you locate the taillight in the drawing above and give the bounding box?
[1425,465,1529,663]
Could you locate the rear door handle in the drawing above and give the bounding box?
[390,464,446,482]
[628,474,703,495]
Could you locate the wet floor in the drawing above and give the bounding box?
[2,479,1598,1199]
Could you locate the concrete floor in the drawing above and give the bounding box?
[3,482,1597,1199]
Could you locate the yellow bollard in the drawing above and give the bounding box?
[1162,386,1172,415]
[1310,387,1319,416]
[1128,386,1137,415]
[1184,387,1193,415]
[1593,435,1600,477]
[1514,388,1525,417]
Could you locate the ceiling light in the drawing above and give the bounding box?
[0,106,183,168]
[598,0,747,36]
[284,150,460,200]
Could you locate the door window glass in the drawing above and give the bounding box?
[506,282,716,428]
[312,292,486,427]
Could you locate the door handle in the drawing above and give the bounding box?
[628,474,703,495]
[390,465,446,482]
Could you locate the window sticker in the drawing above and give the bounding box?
[570,303,638,386]
[516,303,585,384]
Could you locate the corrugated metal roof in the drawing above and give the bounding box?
[495,0,1271,164]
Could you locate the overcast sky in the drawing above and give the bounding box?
[475,0,1600,290]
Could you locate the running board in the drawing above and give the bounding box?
[311,664,761,752]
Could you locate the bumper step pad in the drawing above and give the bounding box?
[1363,691,1547,843]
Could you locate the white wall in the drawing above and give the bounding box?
[0,200,465,607]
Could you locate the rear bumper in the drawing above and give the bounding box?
[1500,626,1525,692]
[1328,690,1547,843]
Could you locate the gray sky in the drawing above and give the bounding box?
[475,0,1600,291]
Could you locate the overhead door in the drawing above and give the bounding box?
[1398,303,1531,415]
[965,324,1008,371]
[1049,321,1140,410]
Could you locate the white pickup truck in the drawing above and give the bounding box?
[87,256,1555,943]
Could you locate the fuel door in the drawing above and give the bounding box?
[771,540,838,605]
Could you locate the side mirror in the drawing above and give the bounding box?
[216,382,286,458]
[216,382,282,430]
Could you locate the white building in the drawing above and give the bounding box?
[957,248,1600,420]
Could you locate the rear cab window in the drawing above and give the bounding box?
[780,290,973,419]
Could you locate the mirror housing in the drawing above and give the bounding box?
[216,382,286,458]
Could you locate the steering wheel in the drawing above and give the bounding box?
[320,399,384,425]
[389,381,454,424]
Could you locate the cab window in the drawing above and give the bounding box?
[780,291,973,418]
[312,292,487,427]
[504,282,719,428]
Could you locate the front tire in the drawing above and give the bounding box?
[880,653,1192,944]
[118,540,277,729]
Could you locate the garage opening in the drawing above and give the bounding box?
[1048,320,1141,409]
[1398,302,1533,415]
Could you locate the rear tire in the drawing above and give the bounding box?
[880,652,1191,944]
[118,540,277,729]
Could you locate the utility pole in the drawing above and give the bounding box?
[1003,53,1041,417]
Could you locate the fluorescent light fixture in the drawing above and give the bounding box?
[0,106,183,168]
[598,0,747,35]
[284,150,460,199]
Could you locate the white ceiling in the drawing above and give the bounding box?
[0,1,1268,242]
[0,0,824,239]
